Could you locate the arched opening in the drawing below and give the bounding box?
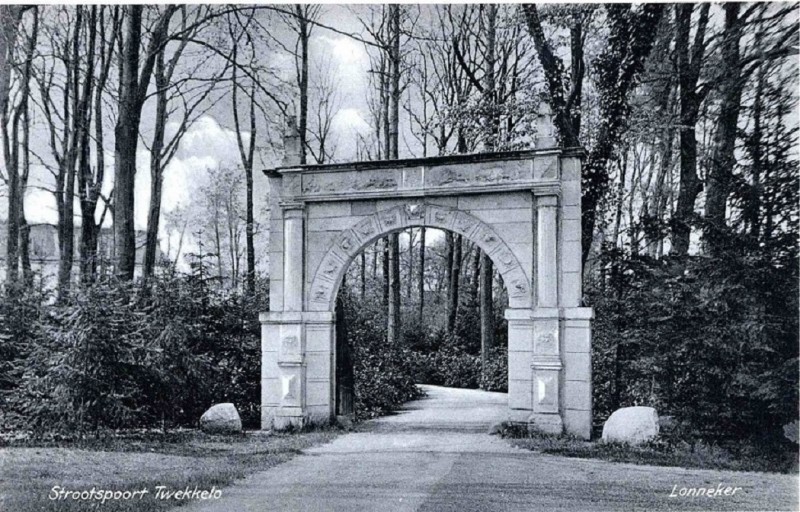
[330,224,512,423]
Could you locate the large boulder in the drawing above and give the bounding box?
[602,406,659,445]
[200,403,242,434]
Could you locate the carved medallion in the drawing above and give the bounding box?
[433,210,450,224]
[321,259,340,278]
[509,278,528,298]
[339,236,354,252]
[380,210,399,227]
[535,332,557,354]
[495,248,517,270]
[281,335,299,353]
[354,218,376,238]
[453,213,476,234]
[312,284,329,302]
[405,203,425,220]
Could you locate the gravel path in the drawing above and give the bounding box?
[183,386,798,512]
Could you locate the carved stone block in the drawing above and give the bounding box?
[377,207,402,232]
[534,371,559,414]
[404,203,426,223]
[533,155,559,180]
[353,216,378,241]
[281,374,298,402]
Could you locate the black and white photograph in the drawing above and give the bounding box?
[0,1,798,511]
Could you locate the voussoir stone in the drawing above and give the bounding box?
[200,403,242,434]
[602,406,659,445]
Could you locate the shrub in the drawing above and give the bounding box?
[340,289,421,420]
[481,347,508,392]
[589,243,798,447]
[3,271,266,435]
[12,281,149,433]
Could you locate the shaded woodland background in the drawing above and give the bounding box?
[0,4,797,457]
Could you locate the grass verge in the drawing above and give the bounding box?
[0,427,339,512]
[502,425,798,474]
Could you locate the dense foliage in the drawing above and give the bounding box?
[590,239,798,446]
[339,289,421,420]
[0,266,265,435]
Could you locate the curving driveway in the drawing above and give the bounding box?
[183,385,798,512]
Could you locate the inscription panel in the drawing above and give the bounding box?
[294,154,559,199]
[303,169,400,195]
[426,159,531,187]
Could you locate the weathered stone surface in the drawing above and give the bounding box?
[602,407,659,444]
[200,403,242,434]
[263,143,593,439]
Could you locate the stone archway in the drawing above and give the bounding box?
[307,204,531,312]
[260,124,593,439]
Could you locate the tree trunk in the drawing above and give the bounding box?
[480,252,494,384]
[470,246,480,307]
[447,234,462,332]
[484,4,498,150]
[444,232,454,330]
[417,226,425,321]
[144,48,167,280]
[58,7,88,299]
[360,252,366,298]
[579,5,664,268]
[244,82,257,294]
[114,6,143,281]
[382,238,389,306]
[387,233,401,344]
[296,5,308,165]
[385,5,402,344]
[1,6,24,289]
[745,63,766,240]
[672,3,710,256]
[704,3,742,256]
[389,4,400,159]
[406,228,413,299]
[113,5,176,281]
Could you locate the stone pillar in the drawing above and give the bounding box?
[530,193,563,434]
[536,195,558,307]
[559,152,593,439]
[282,204,305,312]
[506,308,534,423]
[261,118,310,431]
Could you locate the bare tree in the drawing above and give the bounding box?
[114,5,178,281]
[143,6,227,281]
[0,5,30,289]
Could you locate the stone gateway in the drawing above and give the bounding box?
[260,122,594,439]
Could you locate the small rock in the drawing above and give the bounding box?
[602,406,659,445]
[783,420,798,444]
[200,403,242,435]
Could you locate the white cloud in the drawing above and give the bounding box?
[333,108,371,135]
[319,35,368,67]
